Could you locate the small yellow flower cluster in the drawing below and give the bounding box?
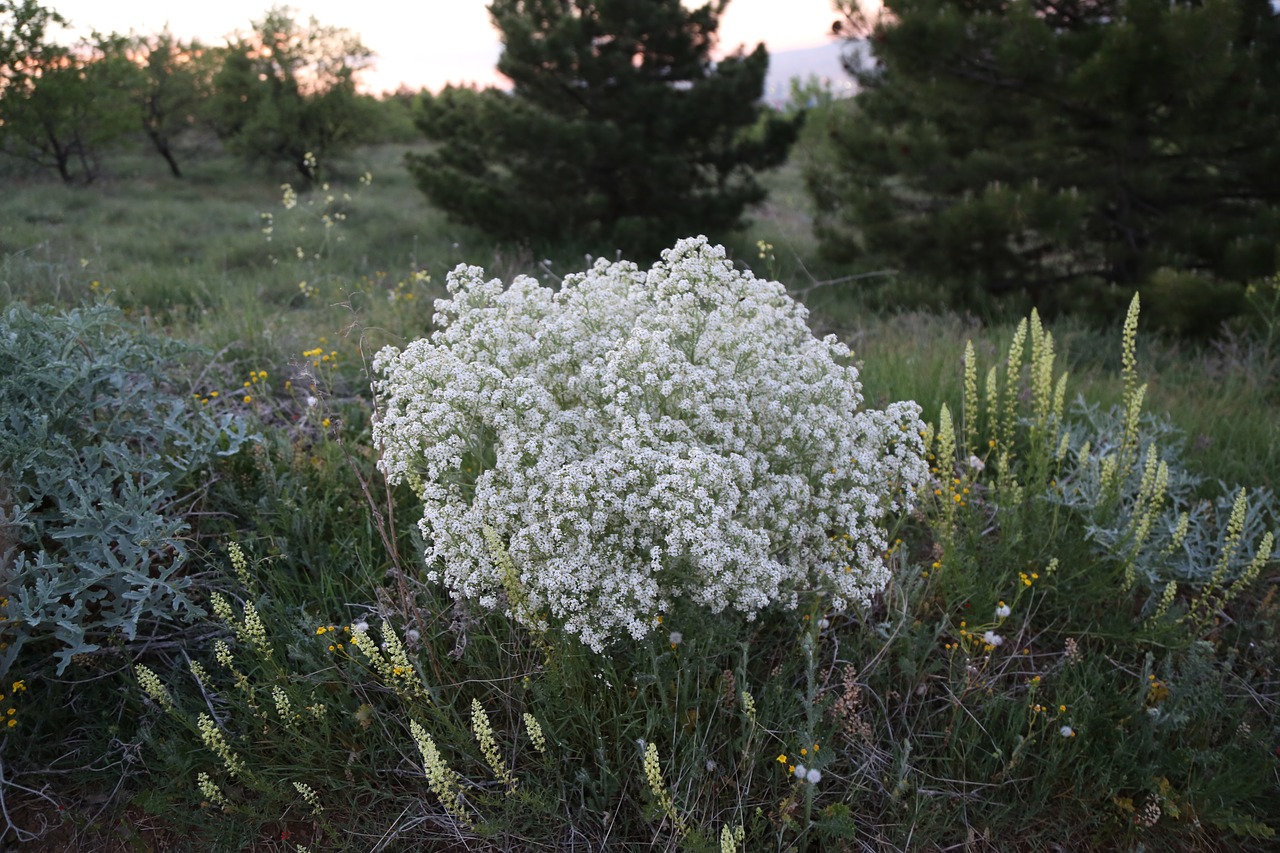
[315,623,350,652]
[303,346,339,368]
[1018,570,1040,588]
[385,269,431,304]
[1146,674,1170,706]
[192,389,220,406]
[1,679,26,728]
[931,475,971,507]
[240,370,269,404]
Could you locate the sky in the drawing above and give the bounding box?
[47,1,846,94]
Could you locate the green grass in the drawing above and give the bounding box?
[1,143,1277,852]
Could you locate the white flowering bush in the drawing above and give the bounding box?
[373,237,928,650]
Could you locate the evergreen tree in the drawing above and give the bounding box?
[409,0,799,256]
[811,0,1280,330]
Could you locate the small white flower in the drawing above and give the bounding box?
[805,767,822,784]
[351,620,369,633]
[968,454,985,473]
[668,631,683,646]
[306,395,318,408]
[995,603,1011,618]
[705,759,717,772]
[793,763,807,780]
[982,630,1004,647]
[818,617,830,629]
[1059,725,1075,738]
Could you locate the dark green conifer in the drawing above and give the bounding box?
[410,0,799,255]
[812,0,1280,330]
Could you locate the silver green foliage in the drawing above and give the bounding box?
[0,303,255,676]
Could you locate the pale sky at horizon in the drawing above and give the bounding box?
[47,1,846,94]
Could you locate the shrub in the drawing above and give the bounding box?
[373,237,929,650]
[0,302,255,677]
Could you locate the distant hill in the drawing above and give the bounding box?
[760,41,862,107]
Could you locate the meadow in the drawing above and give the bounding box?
[0,142,1277,851]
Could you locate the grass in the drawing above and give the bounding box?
[1,141,1277,852]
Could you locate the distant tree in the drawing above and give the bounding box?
[128,29,219,178]
[208,5,375,183]
[0,6,136,183]
[810,0,1280,330]
[0,0,60,73]
[409,0,800,256]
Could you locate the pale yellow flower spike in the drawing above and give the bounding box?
[197,771,230,809]
[1003,317,1028,451]
[293,781,323,815]
[643,742,688,837]
[962,340,978,452]
[136,664,175,712]
[523,712,547,755]
[472,698,518,794]
[198,713,246,779]
[410,720,472,828]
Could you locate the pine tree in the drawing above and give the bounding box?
[409,0,799,256]
[810,0,1280,330]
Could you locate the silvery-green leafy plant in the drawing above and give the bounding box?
[0,303,255,677]
[374,237,928,650]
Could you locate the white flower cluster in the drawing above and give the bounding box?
[373,237,928,651]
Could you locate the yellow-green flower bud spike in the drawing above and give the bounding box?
[936,404,956,478]
[523,712,547,755]
[962,340,978,452]
[740,690,757,725]
[1164,512,1190,556]
[241,601,273,660]
[136,664,175,712]
[1003,317,1028,451]
[198,713,246,779]
[197,772,230,810]
[472,698,518,793]
[1145,580,1178,628]
[293,781,323,815]
[1052,371,1069,425]
[643,741,687,837]
[410,719,472,828]
[228,541,251,589]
